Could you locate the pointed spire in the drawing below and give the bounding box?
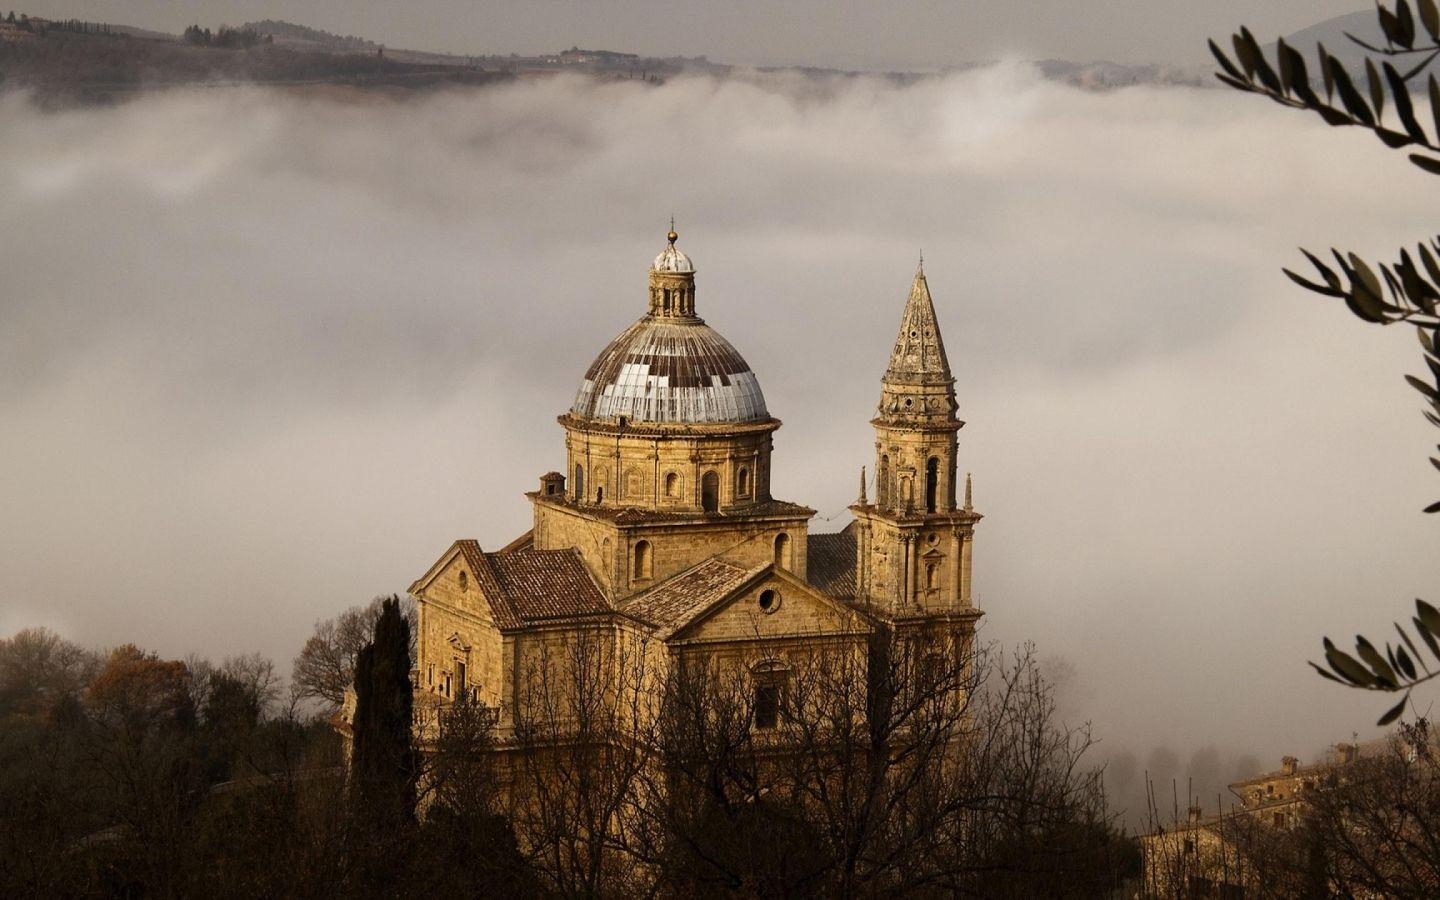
[858,466,868,505]
[883,264,952,386]
[964,472,973,511]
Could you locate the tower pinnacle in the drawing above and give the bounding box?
[882,266,952,390]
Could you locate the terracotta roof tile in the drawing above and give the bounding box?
[487,549,611,623]
[453,541,609,629]
[807,524,857,600]
[620,558,754,628]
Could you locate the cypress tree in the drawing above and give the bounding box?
[349,596,417,841]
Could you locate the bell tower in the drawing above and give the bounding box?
[851,262,981,617]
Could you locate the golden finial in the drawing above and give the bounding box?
[667,216,678,245]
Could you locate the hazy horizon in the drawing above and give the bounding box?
[18,1,1368,69]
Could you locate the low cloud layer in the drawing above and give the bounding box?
[2,68,1437,771]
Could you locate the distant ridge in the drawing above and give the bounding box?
[243,20,378,53]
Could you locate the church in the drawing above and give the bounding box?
[400,228,983,739]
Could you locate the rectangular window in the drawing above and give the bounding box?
[427,664,435,686]
[755,684,780,729]
[456,661,467,697]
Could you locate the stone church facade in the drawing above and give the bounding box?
[400,229,984,743]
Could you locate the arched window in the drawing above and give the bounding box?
[925,562,939,590]
[751,661,789,730]
[701,471,720,513]
[633,540,653,580]
[596,486,604,504]
[737,466,751,497]
[664,472,679,498]
[878,455,890,507]
[773,533,792,570]
[926,457,939,513]
[574,464,584,500]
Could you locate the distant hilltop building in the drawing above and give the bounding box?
[1141,742,1378,896]
[557,46,641,65]
[340,228,983,765]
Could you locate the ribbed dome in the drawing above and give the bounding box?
[571,317,769,425]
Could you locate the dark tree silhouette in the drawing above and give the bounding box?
[347,595,418,881]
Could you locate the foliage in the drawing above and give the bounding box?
[0,613,1136,896]
[182,25,265,49]
[1211,3,1440,725]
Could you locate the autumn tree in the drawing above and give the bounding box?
[0,627,100,723]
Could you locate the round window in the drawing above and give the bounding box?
[758,588,780,614]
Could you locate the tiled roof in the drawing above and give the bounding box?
[529,493,814,525]
[455,540,610,630]
[620,558,756,629]
[808,524,857,600]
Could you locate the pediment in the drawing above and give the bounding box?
[920,547,946,559]
[408,541,469,596]
[406,540,503,628]
[668,565,873,645]
[446,632,471,652]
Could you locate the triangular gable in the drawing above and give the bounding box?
[667,564,874,644]
[407,540,522,630]
[407,541,468,596]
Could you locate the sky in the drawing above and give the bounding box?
[2,48,1439,799]
[21,1,1367,69]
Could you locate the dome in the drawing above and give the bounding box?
[571,317,769,424]
[653,242,694,273]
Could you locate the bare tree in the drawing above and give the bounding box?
[508,625,661,897]
[293,596,415,708]
[635,633,1131,897]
